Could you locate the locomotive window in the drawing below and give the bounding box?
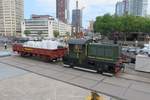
[74,45,82,52]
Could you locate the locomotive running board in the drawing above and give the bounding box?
[74,67,114,76]
[63,65,114,76]
[74,67,97,73]
[63,64,71,68]
[102,72,113,77]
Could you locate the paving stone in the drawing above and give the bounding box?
[46,65,66,72]
[119,74,150,83]
[93,82,126,99]
[63,68,90,76]
[69,77,99,89]
[130,81,150,93]
[81,72,105,81]
[103,77,133,88]
[0,63,28,80]
[48,73,78,82]
[1,60,30,69]
[24,66,59,76]
[124,89,150,100]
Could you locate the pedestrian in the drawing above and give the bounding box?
[4,43,7,50]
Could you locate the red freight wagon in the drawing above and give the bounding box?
[12,44,67,61]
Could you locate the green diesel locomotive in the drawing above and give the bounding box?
[63,38,123,74]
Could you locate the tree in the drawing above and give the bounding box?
[53,30,59,38]
[94,14,150,41]
[24,30,31,36]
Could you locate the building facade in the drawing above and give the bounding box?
[116,0,148,17]
[21,15,71,38]
[129,0,148,16]
[123,0,129,14]
[88,20,94,32]
[0,0,24,36]
[56,0,69,23]
[52,19,71,36]
[72,9,82,33]
[116,1,126,16]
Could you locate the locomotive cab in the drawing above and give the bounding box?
[63,38,92,67]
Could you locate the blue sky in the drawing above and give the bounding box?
[25,0,150,28]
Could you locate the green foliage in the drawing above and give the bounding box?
[53,30,60,37]
[94,14,150,38]
[24,30,31,35]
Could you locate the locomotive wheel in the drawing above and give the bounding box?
[20,53,25,57]
[97,67,103,74]
[70,63,74,68]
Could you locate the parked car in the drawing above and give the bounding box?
[122,46,140,54]
[140,46,150,54]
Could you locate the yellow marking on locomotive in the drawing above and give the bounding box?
[88,56,114,61]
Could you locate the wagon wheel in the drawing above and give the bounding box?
[20,52,25,57]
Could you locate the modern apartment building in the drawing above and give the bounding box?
[123,0,129,14]
[56,0,69,23]
[0,0,24,36]
[116,0,148,17]
[129,0,148,16]
[21,15,71,38]
[116,1,126,16]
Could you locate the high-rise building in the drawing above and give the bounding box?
[72,1,82,33]
[56,0,69,23]
[129,0,148,16]
[123,0,129,14]
[72,9,82,33]
[115,1,125,16]
[0,0,24,36]
[115,0,129,16]
[115,0,148,17]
